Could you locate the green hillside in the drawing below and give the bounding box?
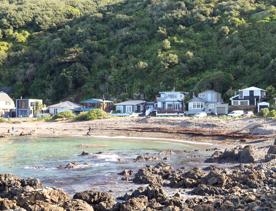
[0,0,276,103]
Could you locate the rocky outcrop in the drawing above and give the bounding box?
[134,154,159,162]
[169,168,205,188]
[133,168,163,185]
[73,190,116,211]
[205,145,260,163]
[63,199,94,211]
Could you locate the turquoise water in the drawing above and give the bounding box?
[0,137,207,195]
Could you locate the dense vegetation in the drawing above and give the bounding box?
[75,109,109,121]
[0,0,276,103]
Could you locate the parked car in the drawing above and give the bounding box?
[228,110,244,117]
[194,112,208,118]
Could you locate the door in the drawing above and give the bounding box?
[249,90,255,105]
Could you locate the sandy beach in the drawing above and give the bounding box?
[0,116,275,143]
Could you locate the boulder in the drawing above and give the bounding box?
[73,190,116,211]
[134,155,159,162]
[79,151,89,156]
[267,145,276,154]
[63,199,94,211]
[133,168,163,185]
[120,196,148,211]
[129,184,168,203]
[201,169,227,187]
[17,188,71,209]
[0,198,20,210]
[170,168,205,188]
[238,146,256,163]
[205,146,258,163]
[190,184,227,196]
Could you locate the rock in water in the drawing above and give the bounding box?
[120,196,148,211]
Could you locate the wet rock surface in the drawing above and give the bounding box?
[205,145,263,163]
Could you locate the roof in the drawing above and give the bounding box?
[80,98,113,104]
[0,92,15,108]
[48,101,80,109]
[230,94,239,100]
[115,100,146,106]
[0,92,13,102]
[188,96,206,103]
[240,86,265,91]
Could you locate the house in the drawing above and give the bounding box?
[16,99,43,117]
[188,90,228,115]
[48,101,80,115]
[230,86,268,111]
[115,100,146,114]
[0,91,15,117]
[156,91,185,113]
[80,98,113,112]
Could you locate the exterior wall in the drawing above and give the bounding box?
[16,99,43,117]
[215,104,229,115]
[157,92,185,113]
[49,107,72,115]
[188,102,205,114]
[115,104,144,114]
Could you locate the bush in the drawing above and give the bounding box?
[259,108,270,117]
[268,110,276,118]
[0,118,5,123]
[51,111,75,120]
[75,109,109,121]
[259,108,276,118]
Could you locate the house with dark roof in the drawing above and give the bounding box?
[230,86,269,112]
[48,101,80,115]
[115,100,146,114]
[188,90,228,115]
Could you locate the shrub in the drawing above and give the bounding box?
[268,110,276,118]
[51,111,75,120]
[75,109,109,121]
[259,108,270,118]
[0,118,5,123]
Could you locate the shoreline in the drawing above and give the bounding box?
[0,117,275,144]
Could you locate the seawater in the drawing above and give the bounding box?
[0,137,208,196]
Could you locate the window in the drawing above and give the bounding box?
[240,101,249,106]
[167,103,173,109]
[233,101,239,106]
[126,106,132,113]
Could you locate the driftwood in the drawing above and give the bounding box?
[102,126,268,140]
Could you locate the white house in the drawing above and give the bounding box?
[16,99,43,117]
[156,91,185,113]
[230,86,266,107]
[0,91,15,117]
[48,101,80,115]
[188,90,228,115]
[115,100,146,114]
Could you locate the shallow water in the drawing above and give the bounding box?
[0,137,209,196]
